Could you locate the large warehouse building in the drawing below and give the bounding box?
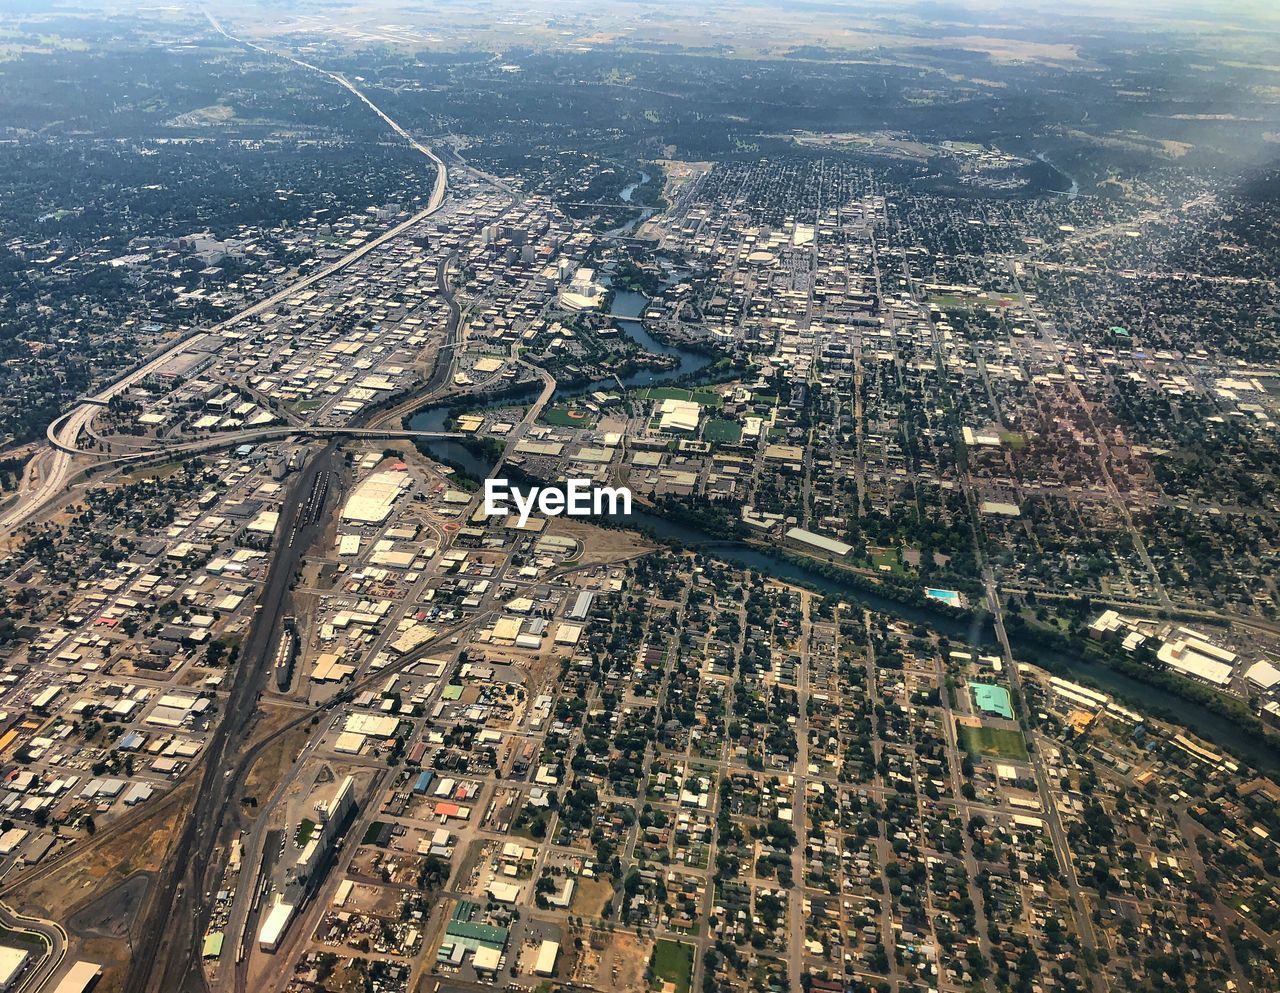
[341,469,411,524]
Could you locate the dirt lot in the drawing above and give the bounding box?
[570,876,615,917]
[545,515,655,565]
[481,787,522,833]
[345,881,405,918]
[348,846,427,887]
[72,934,133,993]
[5,779,198,993]
[572,927,653,993]
[14,781,194,921]
[312,954,375,993]
[243,717,313,800]
[67,871,150,938]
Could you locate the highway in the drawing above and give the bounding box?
[204,10,449,209]
[120,60,468,989]
[0,16,461,993]
[0,402,104,533]
[0,12,449,538]
[0,16,495,993]
[62,250,463,470]
[0,903,66,993]
[57,425,463,460]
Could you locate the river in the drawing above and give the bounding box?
[406,285,712,462]
[610,514,1280,773]
[406,294,1280,773]
[606,170,656,238]
[608,287,711,383]
[1034,151,1080,197]
[620,170,650,203]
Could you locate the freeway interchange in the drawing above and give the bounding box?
[0,17,450,540]
[0,23,464,991]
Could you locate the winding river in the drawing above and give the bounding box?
[1034,151,1080,197]
[620,171,651,203]
[606,170,657,238]
[407,295,1280,772]
[406,287,711,474]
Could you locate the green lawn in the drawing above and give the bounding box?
[930,291,1013,310]
[542,405,597,428]
[637,386,722,408]
[651,939,694,993]
[1000,431,1027,450]
[511,809,550,841]
[957,723,1028,761]
[703,418,742,444]
[870,548,905,575]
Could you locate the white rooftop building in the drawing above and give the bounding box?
[1246,659,1280,692]
[1156,628,1236,687]
[341,469,411,524]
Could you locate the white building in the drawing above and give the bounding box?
[257,898,296,953]
[535,940,560,976]
[341,469,411,524]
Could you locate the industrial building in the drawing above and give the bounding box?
[0,946,28,992]
[566,591,594,621]
[784,526,852,558]
[341,468,412,524]
[534,939,560,976]
[437,901,509,966]
[50,961,102,993]
[259,775,357,952]
[257,897,296,954]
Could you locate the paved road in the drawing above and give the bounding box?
[68,425,463,461]
[45,253,464,470]
[786,593,812,993]
[0,13,449,537]
[413,252,463,400]
[0,903,66,993]
[894,234,1109,992]
[4,16,518,993]
[0,402,101,533]
[205,10,448,208]
[1003,259,1172,610]
[982,567,1109,993]
[110,19,455,993]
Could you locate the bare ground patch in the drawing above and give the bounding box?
[572,927,652,993]
[544,515,655,565]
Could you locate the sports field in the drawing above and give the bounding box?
[651,939,694,993]
[638,386,721,408]
[542,405,597,427]
[957,723,1028,761]
[703,417,742,443]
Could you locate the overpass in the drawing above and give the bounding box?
[51,425,465,460]
[0,12,454,536]
[0,425,463,536]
